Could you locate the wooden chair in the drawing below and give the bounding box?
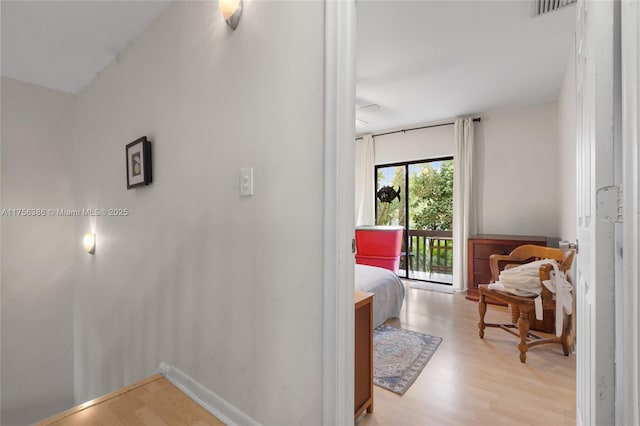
[477,245,575,363]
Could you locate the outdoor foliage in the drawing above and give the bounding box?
[376,160,453,231]
[409,160,453,230]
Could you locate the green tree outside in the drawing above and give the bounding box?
[376,160,453,231]
[409,160,453,231]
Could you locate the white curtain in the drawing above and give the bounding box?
[355,134,375,226]
[452,118,477,291]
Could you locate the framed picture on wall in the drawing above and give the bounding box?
[126,136,152,189]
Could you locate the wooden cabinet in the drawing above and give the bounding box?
[354,291,374,419]
[466,234,547,302]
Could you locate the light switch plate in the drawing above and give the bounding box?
[240,167,253,196]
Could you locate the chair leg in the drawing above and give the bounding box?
[510,305,520,325]
[517,309,530,363]
[560,314,571,356]
[478,292,487,338]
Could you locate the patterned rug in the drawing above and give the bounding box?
[373,325,442,395]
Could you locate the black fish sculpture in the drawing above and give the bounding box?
[377,186,401,203]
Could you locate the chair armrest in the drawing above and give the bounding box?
[538,263,553,281]
[538,263,556,305]
[489,254,526,282]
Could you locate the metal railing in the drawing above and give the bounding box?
[401,230,453,275]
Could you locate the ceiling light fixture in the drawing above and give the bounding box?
[220,0,243,30]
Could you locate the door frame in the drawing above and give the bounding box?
[620,1,640,424]
[322,0,356,424]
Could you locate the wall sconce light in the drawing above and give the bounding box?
[220,0,242,30]
[83,232,96,254]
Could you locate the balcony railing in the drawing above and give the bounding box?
[400,229,453,278]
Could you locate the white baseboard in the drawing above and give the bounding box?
[156,362,260,426]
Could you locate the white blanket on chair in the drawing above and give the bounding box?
[487,259,572,336]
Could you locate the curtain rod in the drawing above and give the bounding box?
[355,117,481,140]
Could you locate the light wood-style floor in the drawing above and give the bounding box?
[35,374,224,426]
[359,285,576,426]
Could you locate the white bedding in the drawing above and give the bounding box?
[355,264,405,328]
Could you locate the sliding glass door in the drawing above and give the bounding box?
[375,158,454,284]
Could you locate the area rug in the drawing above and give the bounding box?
[373,325,442,395]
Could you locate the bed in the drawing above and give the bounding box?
[355,264,405,328]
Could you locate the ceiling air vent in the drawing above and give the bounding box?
[533,0,576,16]
[355,104,380,129]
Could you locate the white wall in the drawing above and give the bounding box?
[369,104,560,239]
[373,124,454,165]
[558,44,577,242]
[1,76,76,425]
[476,102,560,238]
[72,2,324,424]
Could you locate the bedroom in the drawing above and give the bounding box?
[1,0,638,425]
[351,1,578,423]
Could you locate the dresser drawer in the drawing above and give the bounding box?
[473,242,521,259]
[473,258,491,275]
[473,272,493,287]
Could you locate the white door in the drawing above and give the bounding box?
[575,1,618,425]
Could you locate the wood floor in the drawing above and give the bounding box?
[35,374,224,426]
[358,284,576,426]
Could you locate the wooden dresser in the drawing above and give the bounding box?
[466,234,547,302]
[354,291,374,419]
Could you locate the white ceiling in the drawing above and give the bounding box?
[1,0,575,126]
[1,0,171,94]
[356,0,576,134]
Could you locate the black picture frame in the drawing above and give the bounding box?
[126,137,152,189]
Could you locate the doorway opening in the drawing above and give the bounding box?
[374,157,453,284]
